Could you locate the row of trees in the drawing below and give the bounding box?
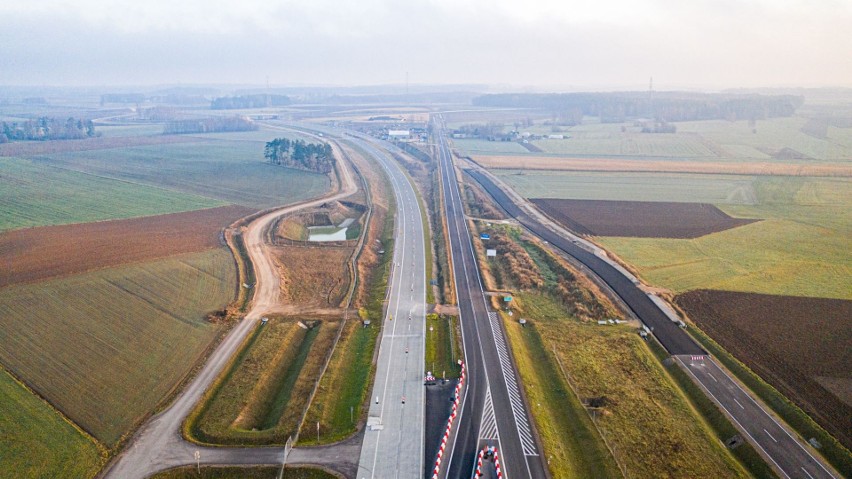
[473,92,804,123]
[211,94,291,110]
[163,116,257,134]
[264,138,335,174]
[0,117,96,142]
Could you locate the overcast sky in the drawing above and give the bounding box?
[1,0,850,90]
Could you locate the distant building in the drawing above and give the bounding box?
[387,129,411,139]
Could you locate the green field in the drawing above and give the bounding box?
[0,369,104,479]
[531,132,719,158]
[150,466,336,479]
[459,116,852,161]
[191,318,338,445]
[452,138,530,154]
[599,176,852,299]
[496,170,758,204]
[424,314,461,379]
[514,293,748,479]
[0,249,235,445]
[36,140,330,209]
[0,156,226,231]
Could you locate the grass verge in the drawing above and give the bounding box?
[645,337,778,478]
[502,315,621,477]
[424,314,462,379]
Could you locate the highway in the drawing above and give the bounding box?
[353,137,428,479]
[435,117,548,479]
[460,149,839,479]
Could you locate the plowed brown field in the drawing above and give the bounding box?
[532,198,757,238]
[0,204,255,287]
[676,290,852,448]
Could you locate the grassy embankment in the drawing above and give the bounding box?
[0,249,235,447]
[0,368,105,478]
[0,156,226,231]
[472,220,751,478]
[187,318,339,445]
[150,466,337,479]
[424,314,462,379]
[298,145,397,445]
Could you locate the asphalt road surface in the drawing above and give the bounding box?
[353,137,428,479]
[435,119,548,479]
[102,132,359,479]
[460,148,838,479]
[679,356,837,479]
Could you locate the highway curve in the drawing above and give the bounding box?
[464,168,705,356]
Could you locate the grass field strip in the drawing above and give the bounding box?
[487,311,537,456]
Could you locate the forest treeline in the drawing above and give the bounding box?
[0,117,96,142]
[264,137,335,174]
[211,94,291,109]
[472,92,804,123]
[163,116,257,134]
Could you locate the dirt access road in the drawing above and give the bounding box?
[101,133,359,479]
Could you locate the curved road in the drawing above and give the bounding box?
[102,136,359,479]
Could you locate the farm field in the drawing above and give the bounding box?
[34,139,330,209]
[0,369,104,479]
[0,248,235,445]
[452,138,530,154]
[514,293,748,479]
[599,176,851,299]
[192,318,339,445]
[0,134,194,157]
[532,198,757,238]
[495,170,760,204]
[457,116,852,161]
[473,155,852,177]
[675,290,852,449]
[0,156,226,231]
[0,204,254,287]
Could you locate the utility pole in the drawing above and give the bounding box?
[194,450,200,474]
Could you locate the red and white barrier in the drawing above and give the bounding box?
[472,446,502,478]
[432,360,466,479]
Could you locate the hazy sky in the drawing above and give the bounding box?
[1,0,850,89]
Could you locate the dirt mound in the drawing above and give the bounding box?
[532,198,758,238]
[676,290,852,449]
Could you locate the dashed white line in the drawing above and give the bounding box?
[765,428,779,443]
[733,398,745,409]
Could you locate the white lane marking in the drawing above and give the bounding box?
[679,358,792,479]
[733,398,745,409]
[765,428,779,443]
[488,311,538,456]
[705,360,837,478]
[707,372,718,383]
[802,467,816,479]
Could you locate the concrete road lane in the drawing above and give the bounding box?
[354,138,428,479]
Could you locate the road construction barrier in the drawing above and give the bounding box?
[432,360,465,479]
[473,445,502,478]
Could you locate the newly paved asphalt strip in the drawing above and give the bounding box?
[353,138,427,479]
[436,119,547,479]
[462,155,839,479]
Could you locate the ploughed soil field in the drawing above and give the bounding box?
[0,204,254,287]
[676,290,852,449]
[532,198,757,238]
